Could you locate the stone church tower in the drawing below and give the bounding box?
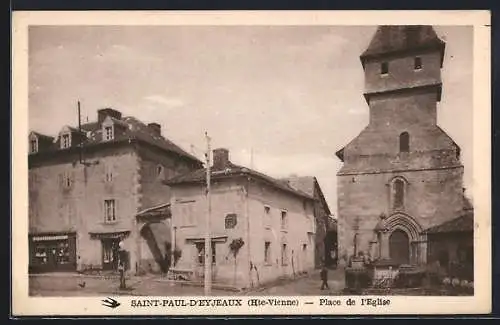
[336,26,465,266]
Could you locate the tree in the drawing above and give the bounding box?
[229,238,245,285]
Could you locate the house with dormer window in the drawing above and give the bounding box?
[28,131,54,154]
[28,107,203,274]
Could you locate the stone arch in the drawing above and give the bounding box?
[375,212,424,265]
[139,221,172,273]
[383,212,423,241]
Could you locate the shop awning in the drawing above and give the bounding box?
[32,235,69,242]
[185,235,228,243]
[136,203,171,222]
[89,230,130,240]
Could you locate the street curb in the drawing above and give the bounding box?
[151,278,243,292]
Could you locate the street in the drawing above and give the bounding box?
[29,268,345,297]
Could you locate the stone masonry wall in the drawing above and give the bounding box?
[337,166,464,262]
[29,145,141,270]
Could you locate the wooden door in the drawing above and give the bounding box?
[389,229,410,265]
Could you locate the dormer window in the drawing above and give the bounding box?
[61,133,71,149]
[414,57,422,70]
[29,138,38,154]
[104,126,114,141]
[380,62,389,75]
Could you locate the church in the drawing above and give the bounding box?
[336,26,472,267]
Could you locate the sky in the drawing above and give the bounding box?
[28,25,473,215]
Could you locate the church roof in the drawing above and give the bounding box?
[425,212,474,234]
[360,25,445,66]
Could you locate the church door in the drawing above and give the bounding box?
[389,229,410,265]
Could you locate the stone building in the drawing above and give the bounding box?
[425,196,474,280]
[335,26,472,266]
[280,176,335,268]
[165,148,316,288]
[28,108,202,273]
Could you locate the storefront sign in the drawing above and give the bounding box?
[32,235,69,242]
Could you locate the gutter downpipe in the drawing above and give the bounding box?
[244,176,252,288]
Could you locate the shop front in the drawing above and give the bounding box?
[89,231,131,271]
[29,232,77,273]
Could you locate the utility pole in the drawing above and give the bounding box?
[77,100,82,164]
[250,147,254,169]
[204,132,212,296]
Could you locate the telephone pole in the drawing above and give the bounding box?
[77,100,84,164]
[204,132,212,296]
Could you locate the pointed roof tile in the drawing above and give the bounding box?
[360,25,445,66]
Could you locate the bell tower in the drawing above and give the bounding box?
[360,26,446,128]
[335,26,465,266]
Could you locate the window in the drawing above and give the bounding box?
[381,62,389,75]
[105,164,114,183]
[280,210,288,229]
[281,243,288,266]
[225,213,237,229]
[104,126,114,141]
[30,139,38,153]
[393,179,405,209]
[414,57,422,70]
[104,199,116,223]
[61,171,73,189]
[264,242,271,264]
[196,242,216,265]
[156,164,164,180]
[264,205,271,227]
[178,202,195,226]
[399,132,410,152]
[61,134,71,149]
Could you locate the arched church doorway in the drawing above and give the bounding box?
[389,229,410,265]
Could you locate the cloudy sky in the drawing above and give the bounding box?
[28,25,473,214]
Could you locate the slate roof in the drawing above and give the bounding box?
[280,175,332,215]
[360,25,445,65]
[425,212,474,234]
[165,162,315,201]
[30,115,202,164]
[30,131,55,143]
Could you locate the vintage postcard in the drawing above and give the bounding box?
[11,10,491,316]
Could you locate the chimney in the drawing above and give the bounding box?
[147,123,162,137]
[212,148,230,170]
[98,108,122,125]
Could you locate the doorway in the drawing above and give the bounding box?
[101,238,120,271]
[389,229,410,265]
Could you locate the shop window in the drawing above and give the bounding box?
[196,242,216,265]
